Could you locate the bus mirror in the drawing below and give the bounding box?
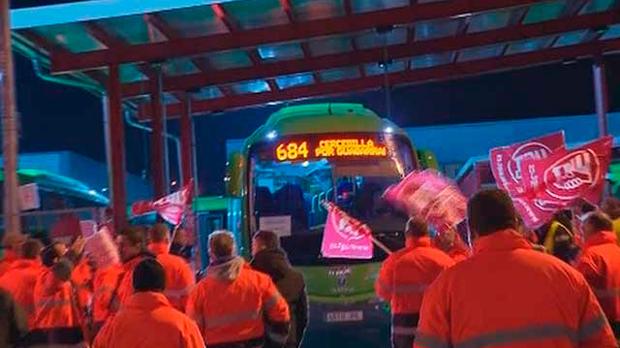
[226,152,245,197]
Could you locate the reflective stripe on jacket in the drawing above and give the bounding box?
[0,259,42,329]
[187,260,290,346]
[575,231,620,324]
[149,242,196,311]
[376,236,454,344]
[94,292,205,348]
[92,264,123,324]
[414,230,617,348]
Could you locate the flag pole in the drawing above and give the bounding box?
[320,201,392,255]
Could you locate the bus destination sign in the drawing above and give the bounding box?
[275,135,388,162]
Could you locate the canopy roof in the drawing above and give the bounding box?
[11,0,620,119]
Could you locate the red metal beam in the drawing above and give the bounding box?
[106,65,127,232]
[123,10,620,97]
[593,55,609,136]
[150,66,167,198]
[51,0,544,73]
[138,38,620,119]
[211,3,279,91]
[343,0,366,77]
[142,13,234,96]
[179,93,194,186]
[18,30,108,85]
[279,0,322,83]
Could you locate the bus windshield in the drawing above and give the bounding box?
[249,133,415,265]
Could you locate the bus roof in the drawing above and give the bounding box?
[245,103,406,147]
[0,168,109,206]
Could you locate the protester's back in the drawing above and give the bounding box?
[187,230,290,347]
[0,239,43,329]
[414,189,617,348]
[251,230,308,348]
[94,259,204,348]
[0,289,27,348]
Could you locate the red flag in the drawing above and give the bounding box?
[490,132,565,197]
[517,136,613,228]
[130,180,194,225]
[321,203,373,259]
[153,181,194,225]
[131,200,155,216]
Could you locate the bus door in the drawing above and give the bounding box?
[195,197,242,270]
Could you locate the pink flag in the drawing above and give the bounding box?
[383,170,467,231]
[490,132,565,197]
[321,203,373,259]
[518,136,612,228]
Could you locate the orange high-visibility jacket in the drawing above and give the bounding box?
[414,230,617,348]
[376,237,454,337]
[31,256,85,346]
[575,231,620,325]
[94,292,205,348]
[148,242,195,311]
[187,260,290,346]
[71,258,93,313]
[92,263,123,326]
[0,250,18,278]
[113,253,154,312]
[0,259,43,328]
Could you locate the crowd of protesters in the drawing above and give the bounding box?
[0,189,620,348]
[0,223,308,348]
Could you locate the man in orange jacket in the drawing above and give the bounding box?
[575,211,620,339]
[148,224,195,311]
[376,218,454,348]
[28,238,88,347]
[94,258,205,348]
[187,230,290,347]
[433,228,470,263]
[0,239,44,329]
[0,234,26,278]
[110,226,154,312]
[414,189,617,348]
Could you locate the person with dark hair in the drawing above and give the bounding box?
[28,237,88,347]
[575,211,620,339]
[376,218,454,348]
[187,230,290,347]
[601,197,620,244]
[111,226,154,312]
[539,210,580,263]
[251,230,308,348]
[414,189,617,348]
[0,234,26,278]
[0,238,44,328]
[94,259,204,348]
[147,223,195,311]
[0,289,27,348]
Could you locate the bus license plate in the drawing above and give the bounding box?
[325,310,364,323]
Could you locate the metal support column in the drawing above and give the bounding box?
[1,0,21,236]
[106,65,127,233]
[150,65,167,197]
[180,93,194,187]
[593,55,609,137]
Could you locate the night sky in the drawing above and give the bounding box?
[11,1,620,196]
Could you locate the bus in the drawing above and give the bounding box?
[224,103,424,346]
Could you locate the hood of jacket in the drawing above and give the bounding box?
[207,256,245,281]
[251,248,291,282]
